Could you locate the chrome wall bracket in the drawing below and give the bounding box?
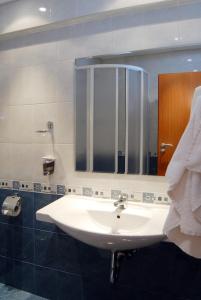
[36,121,54,133]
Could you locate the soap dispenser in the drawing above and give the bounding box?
[42,157,55,175]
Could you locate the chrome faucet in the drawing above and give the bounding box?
[114,193,128,210]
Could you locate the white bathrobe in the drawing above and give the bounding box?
[163,86,201,259]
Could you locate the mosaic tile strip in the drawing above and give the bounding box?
[13,181,20,190]
[0,179,171,204]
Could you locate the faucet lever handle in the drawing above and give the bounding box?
[122,193,128,200]
[118,193,128,202]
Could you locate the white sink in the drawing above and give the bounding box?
[36,195,169,251]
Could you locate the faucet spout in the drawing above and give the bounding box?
[114,193,128,209]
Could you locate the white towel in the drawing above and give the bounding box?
[163,86,201,258]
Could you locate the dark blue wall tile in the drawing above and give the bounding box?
[12,260,35,294]
[82,274,112,300]
[35,266,58,300]
[35,230,81,275]
[35,230,57,270]
[105,286,156,300]
[77,241,110,276]
[0,256,6,284]
[77,242,111,300]
[170,250,201,298]
[56,234,81,274]
[57,272,83,300]
[117,243,175,289]
[11,227,34,263]
[0,256,13,286]
[117,243,201,299]
[0,224,12,257]
[34,193,58,232]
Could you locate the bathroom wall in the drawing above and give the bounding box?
[1,0,201,194]
[0,187,201,300]
[0,1,201,299]
[2,0,201,195]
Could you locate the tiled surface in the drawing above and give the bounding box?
[0,282,45,300]
[0,178,171,205]
[0,2,201,299]
[2,0,201,194]
[0,189,201,300]
[0,189,83,299]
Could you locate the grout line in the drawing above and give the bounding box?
[0,221,69,237]
[7,100,74,107]
[0,254,82,278]
[0,142,74,145]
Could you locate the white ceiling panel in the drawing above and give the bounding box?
[0,0,17,4]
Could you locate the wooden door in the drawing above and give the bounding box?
[158,72,201,176]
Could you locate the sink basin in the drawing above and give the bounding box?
[36,195,169,251]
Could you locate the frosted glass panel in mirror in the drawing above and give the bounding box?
[118,68,126,174]
[127,70,141,174]
[142,72,149,174]
[75,69,88,171]
[93,68,116,172]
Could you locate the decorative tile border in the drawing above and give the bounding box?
[0,179,66,196]
[13,180,20,190]
[33,183,42,193]
[67,186,171,205]
[0,180,12,189]
[0,179,171,204]
[57,185,66,195]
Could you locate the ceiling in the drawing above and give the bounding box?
[0,0,17,4]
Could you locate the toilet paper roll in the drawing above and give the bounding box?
[1,195,22,217]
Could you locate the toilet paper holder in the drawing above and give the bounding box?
[1,195,22,217]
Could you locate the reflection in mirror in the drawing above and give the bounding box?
[75,68,88,171]
[75,64,149,175]
[118,68,126,173]
[75,46,201,175]
[94,67,116,173]
[127,69,141,174]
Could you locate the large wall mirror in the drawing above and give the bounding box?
[75,45,201,176]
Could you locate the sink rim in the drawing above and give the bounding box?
[36,194,169,250]
[48,195,169,238]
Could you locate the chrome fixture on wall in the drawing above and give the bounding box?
[42,157,55,176]
[36,121,54,134]
[1,195,22,217]
[35,122,56,176]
